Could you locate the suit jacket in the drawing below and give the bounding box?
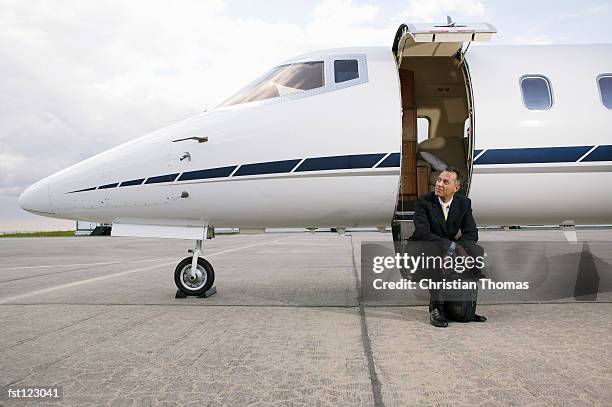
[409,192,478,252]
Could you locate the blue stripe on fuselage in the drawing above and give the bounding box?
[66,145,612,194]
[295,153,386,172]
[179,166,237,181]
[474,146,593,165]
[234,160,301,177]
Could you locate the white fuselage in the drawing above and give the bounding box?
[468,44,612,225]
[19,45,612,230]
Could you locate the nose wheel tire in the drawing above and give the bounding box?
[174,257,215,296]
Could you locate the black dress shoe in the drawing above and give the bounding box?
[430,308,448,328]
[473,314,487,322]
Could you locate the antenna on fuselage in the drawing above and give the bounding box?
[436,16,465,28]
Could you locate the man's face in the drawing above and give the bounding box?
[435,170,460,201]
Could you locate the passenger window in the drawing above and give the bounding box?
[221,61,324,106]
[520,76,552,110]
[334,60,359,83]
[598,75,612,109]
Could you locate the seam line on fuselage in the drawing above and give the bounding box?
[290,158,306,173]
[228,166,240,177]
[375,152,400,168]
[577,146,598,162]
[581,144,612,162]
[473,149,486,161]
[373,153,391,168]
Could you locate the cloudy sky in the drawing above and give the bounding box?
[1,0,610,232]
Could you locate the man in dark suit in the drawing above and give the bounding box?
[410,167,487,328]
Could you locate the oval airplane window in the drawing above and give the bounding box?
[597,75,612,109]
[220,61,324,106]
[520,76,553,110]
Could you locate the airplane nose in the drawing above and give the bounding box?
[18,182,54,216]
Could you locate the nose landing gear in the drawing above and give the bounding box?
[174,256,215,296]
[174,227,216,296]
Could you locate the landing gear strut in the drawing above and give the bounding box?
[174,227,216,296]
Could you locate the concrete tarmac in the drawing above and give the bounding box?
[1,230,611,406]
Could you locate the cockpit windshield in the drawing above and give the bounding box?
[220,61,324,107]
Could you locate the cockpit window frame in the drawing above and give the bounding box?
[216,54,368,110]
[327,54,368,91]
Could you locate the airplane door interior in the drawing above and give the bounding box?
[391,20,496,242]
[399,69,418,208]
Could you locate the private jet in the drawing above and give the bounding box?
[19,20,612,295]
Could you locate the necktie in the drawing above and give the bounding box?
[442,202,449,220]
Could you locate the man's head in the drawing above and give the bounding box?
[435,167,462,201]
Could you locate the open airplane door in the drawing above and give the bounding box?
[393,20,497,63]
[392,20,496,201]
[391,20,496,241]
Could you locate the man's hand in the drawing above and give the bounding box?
[456,244,469,257]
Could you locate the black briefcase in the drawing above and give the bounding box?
[442,270,479,322]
